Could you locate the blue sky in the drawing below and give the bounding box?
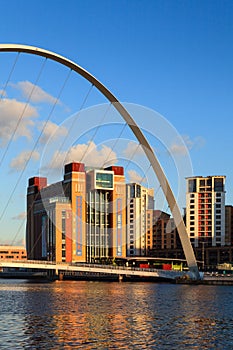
[0,0,233,245]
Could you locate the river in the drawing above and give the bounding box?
[0,279,233,349]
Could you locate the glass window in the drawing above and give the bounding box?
[95,172,113,189]
[188,179,196,193]
[214,178,224,192]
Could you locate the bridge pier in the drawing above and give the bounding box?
[119,274,123,282]
[58,272,64,280]
[47,269,58,281]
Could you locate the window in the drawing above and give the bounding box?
[216,193,221,197]
[200,179,205,186]
[95,172,113,189]
[216,199,221,202]
[190,199,194,203]
[190,205,194,209]
[216,204,221,208]
[190,221,195,226]
[216,210,221,213]
[214,178,224,192]
[188,179,196,193]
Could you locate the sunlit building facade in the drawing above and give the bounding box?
[26,162,126,263]
[126,183,154,256]
[0,246,27,260]
[186,176,226,248]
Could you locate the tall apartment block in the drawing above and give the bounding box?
[186,176,226,247]
[126,183,154,256]
[26,162,126,263]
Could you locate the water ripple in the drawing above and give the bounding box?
[0,280,233,349]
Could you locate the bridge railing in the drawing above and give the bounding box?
[0,259,162,273]
[0,259,187,278]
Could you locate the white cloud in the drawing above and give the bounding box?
[169,135,205,156]
[127,169,146,184]
[123,141,144,158]
[12,211,26,220]
[169,143,188,156]
[0,89,7,97]
[48,141,118,170]
[0,98,38,145]
[38,121,68,144]
[12,81,61,105]
[10,150,40,171]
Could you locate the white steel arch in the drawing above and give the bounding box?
[0,44,200,279]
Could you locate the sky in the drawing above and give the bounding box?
[0,0,233,245]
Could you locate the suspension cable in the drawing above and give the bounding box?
[0,52,20,100]
[10,72,73,250]
[43,83,94,179]
[11,74,92,251]
[0,66,71,224]
[80,102,112,163]
[101,122,128,168]
[0,57,47,167]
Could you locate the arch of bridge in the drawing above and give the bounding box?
[0,44,200,279]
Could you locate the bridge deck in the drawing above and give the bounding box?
[0,260,186,280]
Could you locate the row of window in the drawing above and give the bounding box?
[0,255,27,259]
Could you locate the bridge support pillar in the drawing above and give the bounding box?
[47,269,58,281]
[58,272,64,280]
[119,274,123,282]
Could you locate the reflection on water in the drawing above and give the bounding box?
[0,279,233,349]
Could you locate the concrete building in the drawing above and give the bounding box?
[152,210,171,250]
[126,183,154,256]
[0,246,27,260]
[186,176,226,248]
[26,162,126,263]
